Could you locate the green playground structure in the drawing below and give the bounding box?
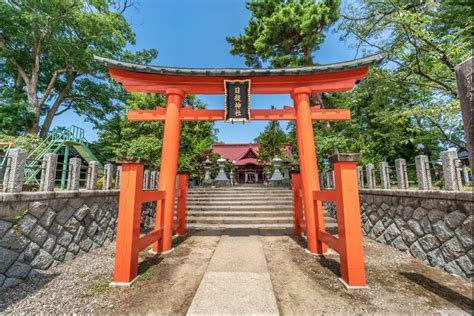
[23,125,103,188]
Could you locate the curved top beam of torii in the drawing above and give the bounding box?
[95,54,383,95]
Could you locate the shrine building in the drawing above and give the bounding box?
[211,143,292,184]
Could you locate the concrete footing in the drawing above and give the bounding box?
[338,277,369,290]
[109,277,138,288]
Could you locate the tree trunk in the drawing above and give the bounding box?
[39,73,76,138]
[455,58,473,167]
[25,84,41,135]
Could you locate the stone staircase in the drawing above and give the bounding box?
[184,186,294,229]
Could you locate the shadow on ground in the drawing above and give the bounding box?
[138,233,193,275]
[0,273,59,312]
[401,272,473,313]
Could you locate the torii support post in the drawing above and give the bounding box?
[312,152,366,288]
[153,89,185,254]
[333,153,366,287]
[112,161,166,286]
[292,87,327,255]
[175,173,188,236]
[291,173,304,236]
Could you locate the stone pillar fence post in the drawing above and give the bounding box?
[67,157,81,191]
[366,163,375,189]
[395,158,409,189]
[462,166,471,185]
[324,171,331,189]
[357,166,364,188]
[115,166,121,189]
[143,169,150,189]
[39,153,58,192]
[86,161,99,190]
[379,162,391,189]
[103,163,114,190]
[2,148,27,193]
[415,155,432,190]
[441,150,463,191]
[325,170,335,189]
[150,170,157,189]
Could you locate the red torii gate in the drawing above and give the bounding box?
[97,54,382,288]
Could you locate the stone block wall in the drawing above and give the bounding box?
[0,190,119,289]
[359,189,472,280]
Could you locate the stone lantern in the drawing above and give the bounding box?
[202,157,213,185]
[214,157,230,186]
[269,156,284,185]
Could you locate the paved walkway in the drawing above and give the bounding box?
[187,228,279,315]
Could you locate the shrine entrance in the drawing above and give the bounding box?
[237,164,263,184]
[96,54,382,289]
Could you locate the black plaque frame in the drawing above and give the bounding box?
[224,79,251,122]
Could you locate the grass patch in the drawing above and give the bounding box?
[12,209,29,233]
[80,278,111,298]
[136,272,151,282]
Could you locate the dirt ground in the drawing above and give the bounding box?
[1,228,472,315]
[261,229,472,315]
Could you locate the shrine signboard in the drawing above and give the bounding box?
[224,79,250,122]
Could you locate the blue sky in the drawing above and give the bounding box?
[53,0,358,143]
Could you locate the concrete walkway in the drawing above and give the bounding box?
[187,229,279,315]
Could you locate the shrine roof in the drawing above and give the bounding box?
[95,54,383,77]
[212,143,292,166]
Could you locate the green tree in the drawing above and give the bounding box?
[286,67,458,170]
[232,0,469,166]
[0,0,157,137]
[254,121,288,166]
[317,67,443,165]
[339,0,472,99]
[94,93,217,181]
[337,0,470,154]
[227,0,340,68]
[0,79,34,135]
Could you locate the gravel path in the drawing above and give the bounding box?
[0,239,117,314]
[1,229,222,314]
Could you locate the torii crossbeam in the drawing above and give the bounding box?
[97,53,383,288]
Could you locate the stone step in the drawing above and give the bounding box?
[188,188,291,193]
[188,223,293,229]
[187,196,292,200]
[186,200,293,206]
[188,190,291,195]
[187,194,292,198]
[187,205,292,211]
[187,217,293,224]
[189,187,290,191]
[187,211,293,217]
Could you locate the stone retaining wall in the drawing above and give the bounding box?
[0,190,119,289]
[359,189,472,280]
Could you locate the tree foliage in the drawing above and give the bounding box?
[0,0,157,137]
[254,121,288,166]
[94,93,217,181]
[227,0,340,67]
[339,0,472,99]
[231,0,469,167]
